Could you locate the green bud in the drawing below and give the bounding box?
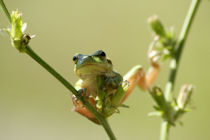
[10,11,23,39]
[177,84,193,109]
[7,10,33,52]
[148,15,166,37]
[149,87,167,109]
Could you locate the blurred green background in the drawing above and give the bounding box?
[0,0,209,140]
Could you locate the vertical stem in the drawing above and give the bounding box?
[160,0,201,140]
[160,121,170,140]
[165,0,201,100]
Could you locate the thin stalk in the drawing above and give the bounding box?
[161,0,201,140]
[0,0,116,139]
[160,121,170,140]
[24,46,78,96]
[0,0,11,23]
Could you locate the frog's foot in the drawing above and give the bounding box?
[72,89,99,124]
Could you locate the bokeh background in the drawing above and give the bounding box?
[0,0,209,140]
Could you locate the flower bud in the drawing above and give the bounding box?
[7,10,33,52]
[148,15,166,37]
[177,84,193,109]
[149,87,167,109]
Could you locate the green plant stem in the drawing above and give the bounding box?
[0,0,11,23]
[0,0,116,139]
[161,0,201,140]
[24,46,78,96]
[161,121,170,140]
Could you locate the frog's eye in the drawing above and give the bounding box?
[73,55,78,63]
[94,50,106,58]
[98,51,106,57]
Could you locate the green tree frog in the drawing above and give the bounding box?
[72,50,159,124]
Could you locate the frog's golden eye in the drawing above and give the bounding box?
[73,55,78,63]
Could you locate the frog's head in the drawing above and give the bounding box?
[73,50,113,77]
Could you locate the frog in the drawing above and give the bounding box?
[71,50,159,124]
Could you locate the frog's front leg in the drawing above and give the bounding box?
[121,63,160,103]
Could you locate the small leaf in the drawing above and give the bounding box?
[120,104,130,108]
[21,23,27,33]
[177,84,193,109]
[148,111,162,117]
